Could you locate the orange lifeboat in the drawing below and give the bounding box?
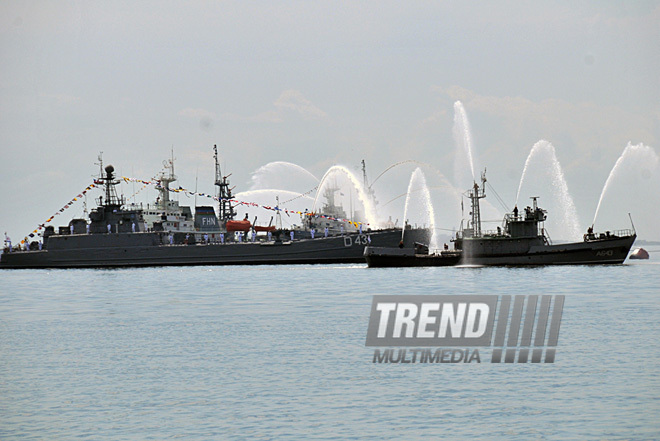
[225,220,251,232]
[254,225,276,232]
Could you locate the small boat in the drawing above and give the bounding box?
[364,246,461,267]
[254,225,276,232]
[629,248,650,260]
[225,220,251,232]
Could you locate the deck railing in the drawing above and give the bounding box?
[584,229,635,241]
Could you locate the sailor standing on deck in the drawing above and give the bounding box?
[107,224,112,234]
[324,227,328,238]
[70,224,74,235]
[204,233,209,244]
[290,230,294,241]
[86,223,90,234]
[359,223,363,234]
[311,228,315,239]
[251,230,256,242]
[267,231,272,241]
[132,222,136,233]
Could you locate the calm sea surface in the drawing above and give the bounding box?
[1,262,659,440]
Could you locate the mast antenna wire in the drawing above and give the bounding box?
[486,182,510,213]
[280,186,318,205]
[371,160,429,187]
[628,212,636,234]
[380,186,449,208]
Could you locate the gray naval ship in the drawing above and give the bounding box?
[365,171,636,267]
[1,148,429,269]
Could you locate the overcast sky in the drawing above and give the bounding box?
[1,1,659,241]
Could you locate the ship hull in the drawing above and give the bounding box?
[463,235,636,266]
[365,234,636,267]
[364,247,461,267]
[1,228,429,269]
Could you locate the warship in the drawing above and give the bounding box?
[365,171,637,267]
[1,147,429,269]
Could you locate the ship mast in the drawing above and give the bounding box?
[361,159,378,206]
[275,196,282,229]
[214,145,236,223]
[157,149,177,207]
[467,170,487,237]
[96,162,123,210]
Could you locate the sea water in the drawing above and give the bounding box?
[1,262,659,439]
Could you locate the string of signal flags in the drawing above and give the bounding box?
[121,177,368,227]
[20,182,99,245]
[18,178,368,245]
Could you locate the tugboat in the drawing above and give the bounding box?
[365,170,637,267]
[1,147,430,268]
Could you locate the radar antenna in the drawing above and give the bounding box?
[94,152,104,179]
[96,164,124,209]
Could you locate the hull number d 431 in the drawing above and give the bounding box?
[344,235,370,247]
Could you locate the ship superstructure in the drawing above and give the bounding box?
[138,152,195,234]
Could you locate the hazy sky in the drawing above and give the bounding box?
[1,1,659,241]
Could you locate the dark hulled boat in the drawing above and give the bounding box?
[365,171,636,267]
[2,228,428,268]
[364,245,461,267]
